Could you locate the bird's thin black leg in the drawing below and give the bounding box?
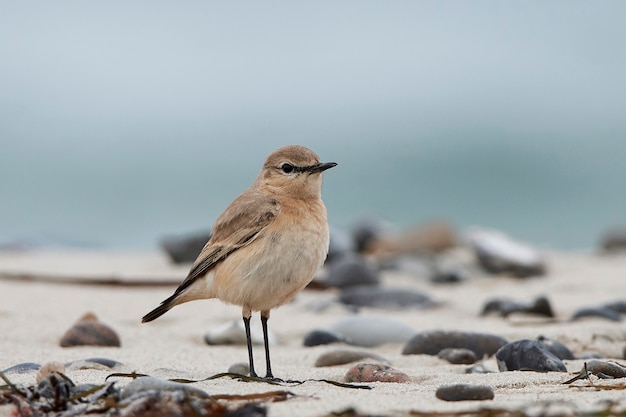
[243,315,257,378]
[261,311,273,379]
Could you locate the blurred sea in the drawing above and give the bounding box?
[1,129,624,251]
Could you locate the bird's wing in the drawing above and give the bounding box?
[171,192,281,297]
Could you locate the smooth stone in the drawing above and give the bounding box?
[365,221,457,257]
[160,230,211,264]
[36,362,65,384]
[121,376,209,399]
[466,229,546,278]
[564,360,626,383]
[537,336,575,360]
[1,362,41,374]
[437,348,478,365]
[326,226,355,264]
[599,227,626,252]
[436,384,494,401]
[66,357,124,371]
[60,313,121,347]
[351,216,393,253]
[323,253,380,288]
[338,286,435,310]
[204,319,275,346]
[343,363,411,383]
[604,301,626,314]
[377,256,433,278]
[328,315,415,347]
[571,307,622,322]
[481,296,554,318]
[228,362,250,375]
[495,339,567,372]
[314,349,390,367]
[303,330,351,347]
[402,330,508,357]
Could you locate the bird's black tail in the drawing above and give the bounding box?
[141,293,179,323]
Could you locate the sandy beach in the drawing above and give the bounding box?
[1,247,626,416]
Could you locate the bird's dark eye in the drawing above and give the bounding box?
[280,163,294,174]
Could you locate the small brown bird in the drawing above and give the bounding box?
[142,145,336,379]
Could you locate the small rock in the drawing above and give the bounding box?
[537,336,575,360]
[60,312,121,347]
[36,362,65,384]
[314,349,389,367]
[571,307,622,322]
[326,226,355,264]
[121,376,209,399]
[466,229,546,278]
[402,330,507,357]
[564,360,626,384]
[338,286,436,310]
[228,362,250,375]
[604,301,626,314]
[66,357,124,371]
[481,296,554,318]
[303,330,351,347]
[437,348,478,365]
[343,363,410,383]
[366,221,457,257]
[599,227,626,252]
[1,362,41,374]
[204,319,275,346]
[352,216,393,253]
[328,315,415,347]
[323,253,380,288]
[436,384,494,401]
[160,230,211,264]
[495,339,567,372]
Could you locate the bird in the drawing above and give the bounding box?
[142,145,337,380]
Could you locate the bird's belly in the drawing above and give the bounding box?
[214,227,328,312]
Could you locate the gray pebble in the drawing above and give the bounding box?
[160,230,211,264]
[315,349,390,367]
[121,376,209,399]
[495,339,567,372]
[402,330,508,357]
[338,286,435,310]
[481,296,554,318]
[537,336,575,360]
[324,253,380,288]
[2,362,41,374]
[571,307,622,322]
[228,362,250,375]
[437,348,478,365]
[303,329,351,347]
[326,226,355,264]
[328,315,415,347]
[436,384,494,401]
[204,319,275,346]
[343,363,411,383]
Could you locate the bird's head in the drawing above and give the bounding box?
[258,145,337,199]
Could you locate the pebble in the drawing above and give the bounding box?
[338,286,435,310]
[328,315,416,347]
[60,312,121,347]
[466,229,545,278]
[351,216,393,253]
[604,301,626,314]
[36,362,65,384]
[160,230,211,264]
[437,348,478,365]
[121,376,209,400]
[481,296,554,318]
[326,226,355,264]
[1,362,41,374]
[495,339,567,372]
[564,360,626,383]
[599,227,626,252]
[228,362,250,375]
[66,357,124,371]
[435,384,494,401]
[314,349,390,367]
[365,222,457,257]
[537,336,575,360]
[343,363,411,383]
[204,319,276,346]
[303,330,352,347]
[323,253,380,288]
[571,307,622,322]
[402,330,508,357]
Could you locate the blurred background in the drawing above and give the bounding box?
[1,1,624,250]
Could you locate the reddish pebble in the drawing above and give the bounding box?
[60,312,121,347]
[343,363,411,383]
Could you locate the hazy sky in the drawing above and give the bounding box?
[1,2,625,248]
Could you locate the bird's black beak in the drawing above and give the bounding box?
[309,162,337,174]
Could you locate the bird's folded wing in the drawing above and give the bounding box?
[171,193,281,296]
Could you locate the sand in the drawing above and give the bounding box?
[1,249,626,416]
